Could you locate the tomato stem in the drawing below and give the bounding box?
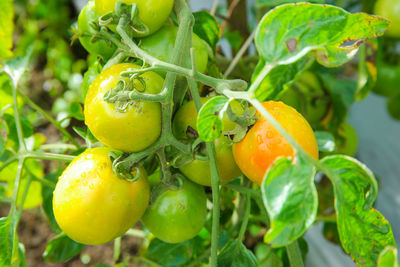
[286,240,305,267]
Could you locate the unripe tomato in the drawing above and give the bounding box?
[141,178,207,243]
[84,63,163,152]
[279,71,329,126]
[140,24,209,74]
[233,101,319,185]
[387,94,400,120]
[94,0,174,37]
[373,63,400,97]
[53,147,150,245]
[337,122,358,156]
[173,99,242,186]
[78,1,116,59]
[374,0,400,38]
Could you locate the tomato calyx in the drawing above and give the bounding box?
[109,151,142,182]
[224,102,257,143]
[103,74,147,112]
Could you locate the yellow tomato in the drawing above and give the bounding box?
[84,63,163,152]
[53,147,150,245]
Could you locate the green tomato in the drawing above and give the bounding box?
[373,62,400,97]
[374,0,400,38]
[279,71,329,126]
[141,178,207,243]
[84,63,163,152]
[387,94,400,120]
[140,24,209,74]
[94,0,174,37]
[78,1,116,59]
[173,98,242,186]
[337,123,358,156]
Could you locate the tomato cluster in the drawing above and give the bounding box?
[54,0,319,246]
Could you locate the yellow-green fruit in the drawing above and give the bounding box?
[53,147,150,245]
[84,63,163,152]
[173,98,242,186]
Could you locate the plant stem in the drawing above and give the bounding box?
[113,237,121,262]
[237,194,251,242]
[125,228,147,238]
[25,151,75,161]
[20,92,80,148]
[224,28,256,78]
[286,240,305,267]
[39,144,77,151]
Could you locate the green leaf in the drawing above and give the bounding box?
[256,0,325,8]
[0,217,12,266]
[43,233,84,263]
[81,60,102,100]
[1,46,33,86]
[255,3,388,67]
[193,11,221,52]
[261,153,317,247]
[218,240,258,267]
[197,96,229,142]
[144,238,195,267]
[252,3,389,97]
[378,247,399,267]
[0,0,14,60]
[41,171,61,233]
[356,40,378,101]
[252,57,310,101]
[321,155,396,267]
[315,131,335,153]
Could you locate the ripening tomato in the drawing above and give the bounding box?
[140,24,209,74]
[53,147,150,245]
[173,98,242,186]
[78,1,117,59]
[141,178,207,243]
[374,0,400,38]
[233,101,319,185]
[84,63,163,152]
[94,0,174,37]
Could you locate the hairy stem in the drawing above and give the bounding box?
[286,241,305,267]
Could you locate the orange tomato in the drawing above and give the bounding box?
[233,101,318,185]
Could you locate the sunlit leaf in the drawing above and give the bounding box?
[378,246,399,267]
[315,131,335,153]
[197,96,229,142]
[193,11,221,51]
[261,153,317,247]
[0,0,13,60]
[321,155,396,267]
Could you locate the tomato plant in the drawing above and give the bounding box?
[0,0,399,266]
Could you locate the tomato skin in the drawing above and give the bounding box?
[141,178,207,243]
[374,0,400,38]
[279,71,328,126]
[373,63,400,97]
[233,101,319,185]
[140,24,209,74]
[78,1,116,59]
[84,63,163,152]
[94,0,174,37]
[53,147,150,245]
[173,99,242,186]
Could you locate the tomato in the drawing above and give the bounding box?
[336,122,358,156]
[141,178,207,243]
[172,98,242,186]
[279,71,329,126]
[78,1,116,59]
[84,63,163,152]
[94,0,174,37]
[374,0,400,38]
[140,24,209,74]
[53,147,150,245]
[373,62,400,97]
[233,101,319,185]
[387,94,400,120]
